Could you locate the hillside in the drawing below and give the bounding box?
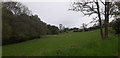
[2,30,118,56]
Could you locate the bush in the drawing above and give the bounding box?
[112,18,120,34]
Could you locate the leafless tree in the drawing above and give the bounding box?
[69,0,118,39]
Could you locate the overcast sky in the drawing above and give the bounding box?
[10,0,99,28]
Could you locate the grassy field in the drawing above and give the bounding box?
[2,30,118,56]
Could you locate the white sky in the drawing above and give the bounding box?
[21,2,95,28]
[7,0,103,28]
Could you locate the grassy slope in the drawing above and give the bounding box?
[2,30,118,56]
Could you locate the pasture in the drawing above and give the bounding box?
[2,30,118,56]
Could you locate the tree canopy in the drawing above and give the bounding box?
[2,2,59,45]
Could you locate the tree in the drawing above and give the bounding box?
[95,0,104,39]
[59,24,63,30]
[2,2,32,15]
[63,28,69,33]
[73,28,80,32]
[47,25,59,34]
[2,2,48,45]
[69,0,118,39]
[104,1,109,38]
[112,2,120,34]
[69,0,104,38]
[112,18,120,34]
[50,26,59,34]
[2,22,13,44]
[59,24,65,33]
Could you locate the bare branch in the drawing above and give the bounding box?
[100,0,105,5]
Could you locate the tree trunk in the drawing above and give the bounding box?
[104,1,110,38]
[95,1,104,39]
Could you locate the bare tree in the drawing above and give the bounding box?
[69,0,104,39]
[104,0,117,38]
[69,0,117,39]
[104,1,110,38]
[95,0,104,39]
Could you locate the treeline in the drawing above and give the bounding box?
[61,21,120,34]
[59,23,100,33]
[2,2,59,45]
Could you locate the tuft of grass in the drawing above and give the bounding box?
[2,29,118,56]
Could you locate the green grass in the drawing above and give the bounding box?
[2,30,118,56]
